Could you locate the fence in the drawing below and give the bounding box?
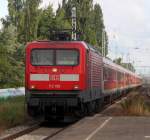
[0,88,25,99]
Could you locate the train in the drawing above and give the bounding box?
[25,40,142,120]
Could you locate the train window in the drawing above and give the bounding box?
[104,67,116,80]
[104,67,108,80]
[31,49,79,66]
[117,72,123,81]
[56,50,79,65]
[31,49,54,66]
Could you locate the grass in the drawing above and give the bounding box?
[120,92,150,116]
[0,96,28,131]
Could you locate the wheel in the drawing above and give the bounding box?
[27,104,39,117]
[86,102,95,116]
[95,100,102,113]
[74,103,87,118]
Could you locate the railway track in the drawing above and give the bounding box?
[0,122,41,140]
[0,121,71,140]
[14,125,68,140]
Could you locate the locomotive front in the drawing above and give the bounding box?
[25,41,87,119]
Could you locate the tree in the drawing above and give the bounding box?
[62,0,67,8]
[8,0,24,27]
[0,25,24,88]
[24,0,42,42]
[122,63,135,72]
[64,0,95,42]
[113,57,122,65]
[92,4,108,55]
[113,58,135,72]
[55,7,71,29]
[7,0,25,42]
[37,5,54,39]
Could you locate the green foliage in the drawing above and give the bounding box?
[122,63,136,72]
[0,96,27,129]
[113,57,122,65]
[120,93,150,116]
[113,57,135,72]
[8,0,24,26]
[7,0,25,43]
[37,5,54,39]
[55,7,71,29]
[0,25,24,88]
[24,0,42,42]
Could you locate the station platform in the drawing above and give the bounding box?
[49,115,150,140]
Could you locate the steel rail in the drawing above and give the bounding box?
[0,123,41,140]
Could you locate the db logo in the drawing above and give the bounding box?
[49,75,60,81]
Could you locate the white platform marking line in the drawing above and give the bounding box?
[87,114,102,120]
[85,117,112,140]
[145,136,150,138]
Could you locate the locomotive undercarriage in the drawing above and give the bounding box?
[26,89,132,121]
[27,98,104,120]
[26,90,84,120]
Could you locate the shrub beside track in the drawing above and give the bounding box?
[0,96,28,132]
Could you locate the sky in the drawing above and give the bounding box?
[0,0,150,75]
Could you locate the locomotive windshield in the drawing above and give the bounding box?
[56,50,78,65]
[31,49,54,65]
[31,49,79,66]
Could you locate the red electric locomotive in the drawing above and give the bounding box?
[25,40,142,119]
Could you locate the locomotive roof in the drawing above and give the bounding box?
[28,40,96,50]
[29,40,102,56]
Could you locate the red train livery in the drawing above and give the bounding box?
[25,41,142,119]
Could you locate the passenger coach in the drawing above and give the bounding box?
[25,41,142,119]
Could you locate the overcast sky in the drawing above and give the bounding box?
[0,0,150,74]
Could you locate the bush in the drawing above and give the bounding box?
[0,96,27,129]
[120,94,150,116]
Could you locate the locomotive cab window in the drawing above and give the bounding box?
[31,49,54,66]
[31,49,79,66]
[56,50,79,65]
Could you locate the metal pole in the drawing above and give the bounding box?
[102,29,104,56]
[102,30,103,56]
[72,7,77,41]
[103,30,106,57]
